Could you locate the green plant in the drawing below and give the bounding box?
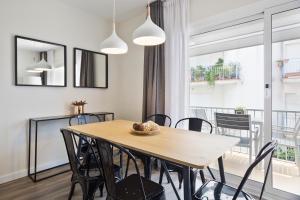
[205,70,216,85]
[190,58,241,85]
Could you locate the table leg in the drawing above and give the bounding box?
[144,157,152,180]
[28,119,32,177]
[218,156,226,184]
[183,166,192,200]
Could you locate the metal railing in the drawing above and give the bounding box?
[281,58,300,78]
[188,106,300,162]
[191,64,240,82]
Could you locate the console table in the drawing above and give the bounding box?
[28,112,114,182]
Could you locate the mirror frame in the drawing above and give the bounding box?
[15,35,67,87]
[73,48,108,89]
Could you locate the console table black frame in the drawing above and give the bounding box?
[28,112,114,182]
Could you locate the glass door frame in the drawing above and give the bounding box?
[264,1,300,199]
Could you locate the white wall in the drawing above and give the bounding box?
[117,13,146,121]
[0,0,120,183]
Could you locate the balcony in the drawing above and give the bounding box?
[188,106,300,195]
[190,58,240,86]
[279,58,300,81]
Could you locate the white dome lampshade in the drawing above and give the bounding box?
[100,0,128,54]
[132,3,165,46]
[100,28,128,54]
[34,58,52,71]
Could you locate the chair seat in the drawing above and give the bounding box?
[116,174,165,200]
[193,180,254,200]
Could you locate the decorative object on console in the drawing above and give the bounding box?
[72,100,87,114]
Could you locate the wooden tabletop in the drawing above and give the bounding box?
[68,120,239,169]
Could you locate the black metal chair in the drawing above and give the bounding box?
[95,138,166,200]
[69,113,122,179]
[146,114,172,127]
[159,118,214,194]
[69,113,101,156]
[125,114,172,180]
[61,129,105,200]
[193,141,277,200]
[69,113,102,126]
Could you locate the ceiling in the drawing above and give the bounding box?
[60,0,152,22]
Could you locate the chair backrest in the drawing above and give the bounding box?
[233,141,277,200]
[95,138,117,197]
[146,114,172,127]
[175,117,213,133]
[215,113,251,131]
[60,129,94,177]
[95,138,146,199]
[69,113,101,126]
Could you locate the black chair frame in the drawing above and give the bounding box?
[159,117,214,195]
[233,141,277,200]
[95,138,166,200]
[61,129,105,200]
[146,114,172,127]
[193,141,277,200]
[175,117,213,133]
[125,114,172,179]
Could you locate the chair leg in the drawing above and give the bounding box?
[159,165,164,185]
[68,182,76,200]
[191,170,197,195]
[99,183,104,197]
[199,170,206,184]
[178,172,183,189]
[80,182,89,200]
[125,156,130,178]
[154,158,159,170]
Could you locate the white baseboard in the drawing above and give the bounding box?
[0,169,27,184]
[0,159,68,184]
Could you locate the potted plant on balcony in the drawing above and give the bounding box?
[235,106,246,114]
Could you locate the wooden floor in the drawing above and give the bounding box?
[0,162,203,200]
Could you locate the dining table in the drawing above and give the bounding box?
[68,119,239,200]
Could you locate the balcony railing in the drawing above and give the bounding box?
[188,106,300,162]
[191,62,240,84]
[279,58,300,78]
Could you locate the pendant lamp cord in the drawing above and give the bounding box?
[113,0,116,31]
[147,0,150,16]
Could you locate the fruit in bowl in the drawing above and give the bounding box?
[132,121,160,133]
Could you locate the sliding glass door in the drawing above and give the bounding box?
[187,1,300,199]
[265,1,300,198]
[189,17,266,183]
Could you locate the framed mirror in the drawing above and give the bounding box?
[74,48,108,88]
[15,36,67,87]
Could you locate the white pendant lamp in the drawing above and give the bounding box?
[34,58,52,71]
[26,58,51,73]
[100,0,128,54]
[132,0,166,46]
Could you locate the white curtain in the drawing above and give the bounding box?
[164,0,189,124]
